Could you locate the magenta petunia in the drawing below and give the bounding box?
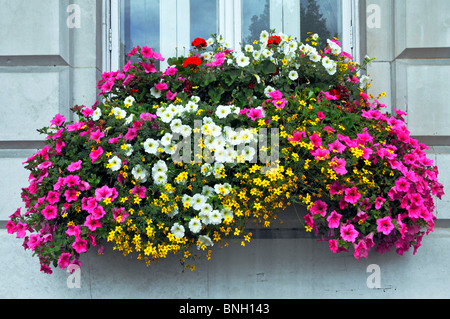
[72,238,88,254]
[57,252,72,269]
[84,215,102,231]
[50,114,66,127]
[310,200,328,217]
[340,223,359,243]
[42,205,58,220]
[89,147,104,163]
[330,156,347,175]
[67,160,82,172]
[344,186,361,205]
[327,210,342,228]
[376,216,395,235]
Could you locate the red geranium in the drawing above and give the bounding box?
[268,35,281,46]
[191,37,207,48]
[182,56,202,68]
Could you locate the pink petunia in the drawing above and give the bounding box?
[353,240,369,260]
[67,160,82,172]
[42,205,58,220]
[141,46,154,59]
[131,185,147,199]
[84,215,102,231]
[327,210,342,228]
[311,148,330,160]
[90,205,106,220]
[328,239,339,253]
[64,188,79,202]
[317,111,326,120]
[155,82,168,91]
[101,80,114,93]
[288,130,306,142]
[112,207,129,223]
[63,175,81,188]
[310,200,328,217]
[27,234,41,250]
[344,187,361,205]
[50,114,66,127]
[166,90,177,100]
[124,128,138,141]
[247,108,263,121]
[57,252,72,269]
[374,196,386,210]
[376,216,395,235]
[394,177,410,193]
[15,221,28,238]
[340,223,359,243]
[89,147,104,163]
[89,129,105,142]
[330,157,348,175]
[66,225,81,237]
[328,139,346,154]
[46,191,60,205]
[5,220,16,234]
[72,238,88,254]
[309,132,322,147]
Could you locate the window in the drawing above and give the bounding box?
[108,0,357,71]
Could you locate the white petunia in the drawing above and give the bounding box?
[199,204,213,224]
[235,53,250,67]
[209,210,223,225]
[143,138,159,154]
[179,125,192,137]
[159,109,175,123]
[124,95,135,107]
[170,118,183,133]
[242,145,256,162]
[92,108,102,121]
[288,70,299,81]
[152,160,168,174]
[108,156,122,171]
[264,85,275,97]
[244,44,254,52]
[188,217,202,234]
[131,165,148,182]
[192,193,208,211]
[123,144,133,156]
[215,105,232,119]
[197,235,214,248]
[150,87,162,98]
[184,101,198,112]
[112,107,126,119]
[160,133,173,146]
[213,162,225,178]
[202,186,214,198]
[309,53,321,63]
[171,222,185,238]
[200,163,212,176]
[152,171,167,185]
[259,30,269,43]
[167,207,179,218]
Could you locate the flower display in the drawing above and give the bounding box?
[6,30,445,274]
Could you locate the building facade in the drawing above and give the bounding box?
[1,0,450,298]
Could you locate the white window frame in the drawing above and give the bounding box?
[104,0,359,72]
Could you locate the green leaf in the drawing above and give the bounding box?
[208,86,225,104]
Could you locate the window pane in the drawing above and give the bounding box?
[242,0,342,44]
[190,0,218,42]
[120,0,160,68]
[242,0,270,45]
[300,0,341,42]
